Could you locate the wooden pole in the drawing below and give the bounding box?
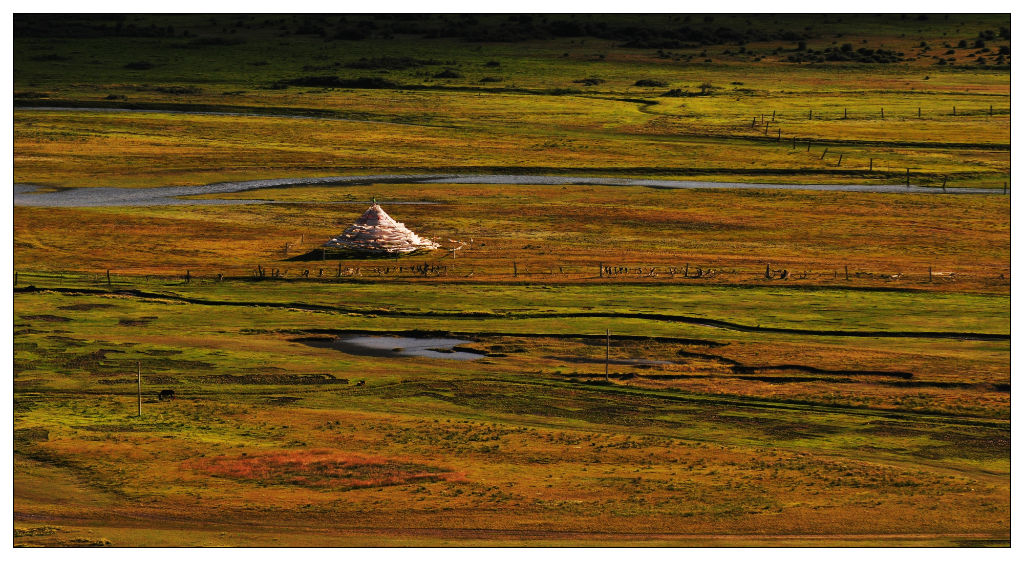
[792,136,796,149]
[844,107,847,119]
[918,107,921,118]
[869,158,873,172]
[764,122,769,135]
[599,263,603,278]
[880,107,884,119]
[906,168,911,187]
[14,271,17,286]
[605,329,610,381]
[771,110,776,121]
[953,106,956,116]
[107,269,111,287]
[777,129,781,141]
[820,148,828,160]
[837,154,843,166]
[942,176,947,192]
[929,266,933,282]
[808,109,812,120]
[513,261,518,278]
[845,265,849,281]
[807,142,811,152]
[137,362,142,417]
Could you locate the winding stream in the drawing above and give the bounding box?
[13,174,1001,207]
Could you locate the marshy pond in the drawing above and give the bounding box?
[299,335,486,361]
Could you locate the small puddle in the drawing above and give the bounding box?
[299,335,485,361]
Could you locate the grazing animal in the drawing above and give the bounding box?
[355,380,366,387]
[158,389,175,401]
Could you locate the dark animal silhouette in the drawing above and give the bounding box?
[158,389,175,401]
[355,380,366,386]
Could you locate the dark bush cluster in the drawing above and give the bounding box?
[786,46,905,63]
[433,68,463,78]
[15,14,175,38]
[29,54,70,62]
[174,37,246,48]
[634,79,668,87]
[345,56,440,70]
[154,85,202,94]
[273,76,400,89]
[123,61,155,70]
[572,77,606,86]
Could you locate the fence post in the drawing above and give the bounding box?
[107,269,111,288]
[820,148,828,160]
[880,107,884,119]
[837,154,843,166]
[869,158,873,172]
[906,169,910,187]
[605,329,610,381]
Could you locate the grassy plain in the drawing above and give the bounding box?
[13,13,1010,547]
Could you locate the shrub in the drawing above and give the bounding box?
[433,68,463,78]
[274,76,399,89]
[572,77,605,86]
[30,53,69,61]
[345,56,439,70]
[123,60,154,70]
[634,79,667,87]
[155,85,202,94]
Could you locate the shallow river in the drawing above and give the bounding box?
[13,174,1000,208]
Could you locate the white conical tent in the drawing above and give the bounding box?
[323,203,439,254]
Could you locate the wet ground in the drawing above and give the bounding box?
[13,174,1001,207]
[299,335,485,361]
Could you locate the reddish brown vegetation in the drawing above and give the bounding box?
[186,449,464,489]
